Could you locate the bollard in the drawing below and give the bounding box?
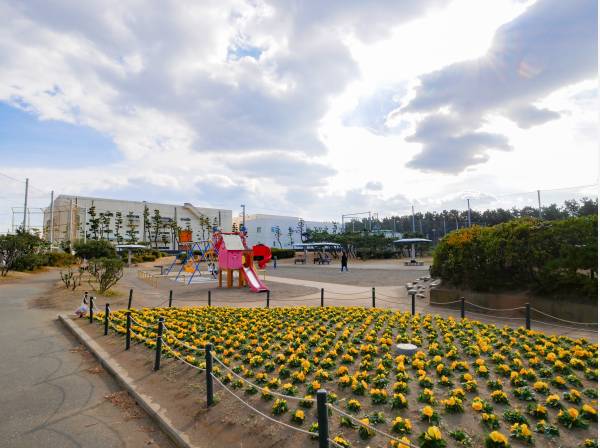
[411,293,415,316]
[125,311,131,350]
[525,303,531,330]
[154,317,164,371]
[320,288,324,307]
[460,297,465,319]
[273,256,277,269]
[168,290,173,307]
[208,290,212,307]
[372,287,376,308]
[316,389,330,448]
[266,290,270,308]
[127,289,133,309]
[205,343,214,406]
[89,296,95,323]
[104,303,110,335]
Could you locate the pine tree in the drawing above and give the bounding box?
[114,211,124,244]
[151,209,162,248]
[126,211,138,243]
[88,203,100,240]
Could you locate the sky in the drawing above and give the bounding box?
[0,0,597,231]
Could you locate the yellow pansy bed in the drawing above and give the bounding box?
[95,306,598,448]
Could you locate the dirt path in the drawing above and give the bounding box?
[0,271,175,448]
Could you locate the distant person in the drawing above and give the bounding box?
[75,291,89,318]
[341,251,348,272]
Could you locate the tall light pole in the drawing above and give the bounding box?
[240,204,246,229]
[467,199,472,227]
[411,205,416,233]
[537,190,542,219]
[22,178,29,231]
[49,190,54,247]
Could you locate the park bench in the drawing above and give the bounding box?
[294,255,307,264]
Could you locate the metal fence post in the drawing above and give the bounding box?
[89,296,94,323]
[208,290,212,307]
[525,303,531,330]
[154,317,164,371]
[168,290,173,307]
[104,303,110,335]
[320,288,324,307]
[127,289,133,309]
[411,292,416,316]
[125,311,131,350]
[205,343,214,406]
[316,389,329,448]
[371,287,376,308]
[460,297,465,319]
[266,290,270,308]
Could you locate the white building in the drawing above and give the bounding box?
[233,214,338,249]
[43,195,232,250]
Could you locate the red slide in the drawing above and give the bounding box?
[241,264,269,292]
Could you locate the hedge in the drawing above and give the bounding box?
[270,248,296,259]
[431,216,597,300]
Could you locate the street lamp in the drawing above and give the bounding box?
[240,204,246,229]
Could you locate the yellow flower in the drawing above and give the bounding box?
[422,406,434,417]
[489,431,508,444]
[583,404,597,415]
[425,426,442,440]
[568,408,579,419]
[520,423,532,437]
[472,401,483,411]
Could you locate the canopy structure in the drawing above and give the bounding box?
[393,238,432,263]
[293,242,342,250]
[115,244,147,267]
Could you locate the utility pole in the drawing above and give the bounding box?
[49,190,54,247]
[537,190,542,219]
[240,204,246,229]
[22,178,29,231]
[467,199,472,227]
[368,211,372,233]
[442,214,447,235]
[411,205,416,233]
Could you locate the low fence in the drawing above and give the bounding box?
[85,289,597,448]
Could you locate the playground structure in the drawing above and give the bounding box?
[164,240,218,285]
[214,232,270,293]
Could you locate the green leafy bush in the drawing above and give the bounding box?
[46,252,77,267]
[12,253,49,271]
[73,240,116,259]
[270,248,295,259]
[431,216,597,299]
[88,257,124,293]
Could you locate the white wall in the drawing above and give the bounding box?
[43,195,232,248]
[237,214,337,248]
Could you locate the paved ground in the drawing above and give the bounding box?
[0,272,175,448]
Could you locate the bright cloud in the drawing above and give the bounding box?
[0,0,597,230]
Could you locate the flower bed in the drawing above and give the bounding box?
[96,306,598,447]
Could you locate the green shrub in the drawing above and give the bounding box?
[46,252,77,267]
[73,240,116,259]
[12,253,48,271]
[431,216,597,299]
[88,257,124,293]
[270,248,295,259]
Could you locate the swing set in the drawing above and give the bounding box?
[165,240,219,285]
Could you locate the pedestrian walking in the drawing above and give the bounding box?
[341,251,348,272]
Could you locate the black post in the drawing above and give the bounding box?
[168,290,173,307]
[208,290,212,307]
[104,303,110,335]
[266,290,270,308]
[316,389,329,448]
[411,293,415,316]
[205,343,214,406]
[320,288,324,307]
[154,317,164,371]
[125,311,131,350]
[273,256,277,269]
[460,297,465,319]
[89,296,94,323]
[371,287,376,308]
[127,289,133,309]
[525,303,531,330]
